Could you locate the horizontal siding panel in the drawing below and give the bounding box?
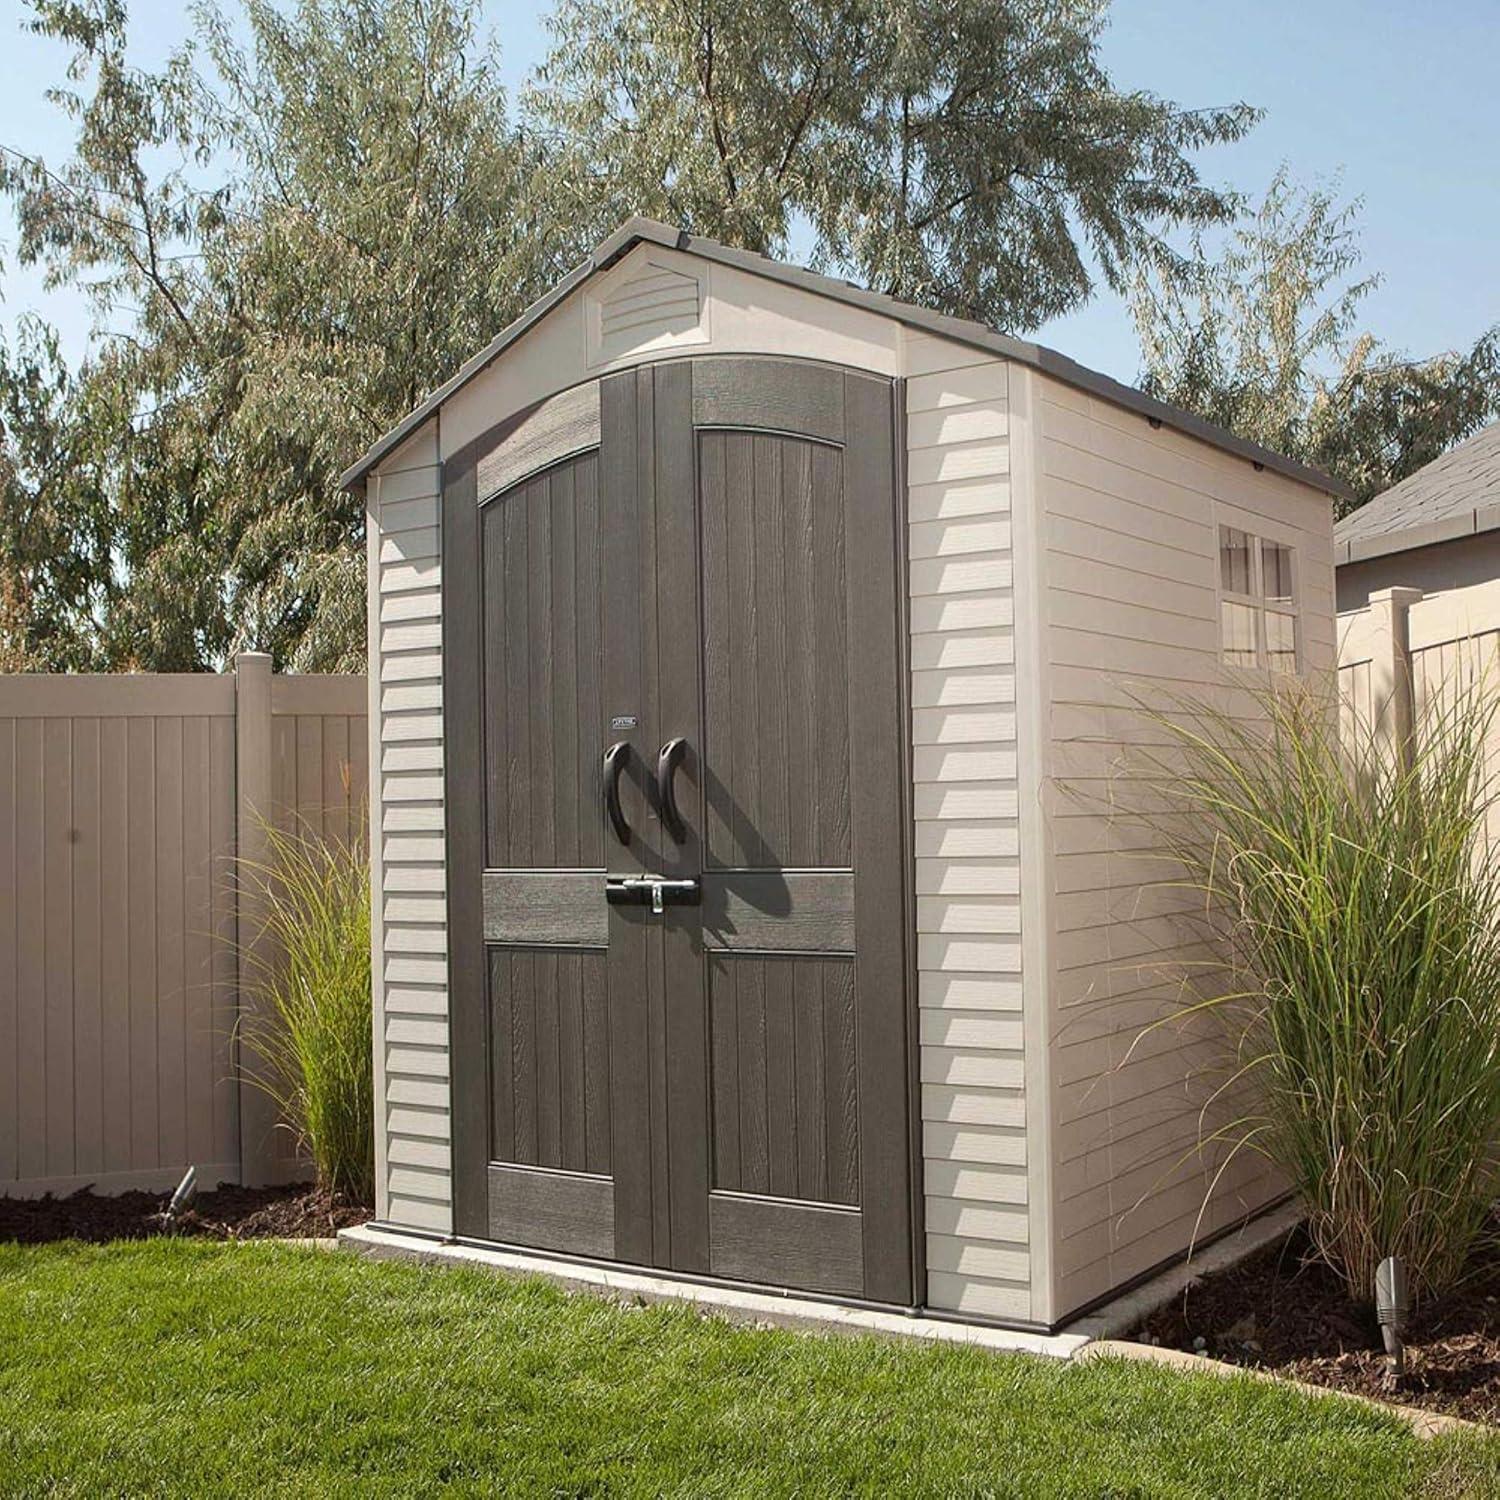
[387,1194,452,1232]
[919,973,1022,1010]
[379,496,441,533]
[907,478,1010,524]
[388,1076,450,1108]
[913,783,1018,820]
[909,518,1011,558]
[924,1195,1029,1243]
[926,1271,1030,1319]
[907,401,1008,451]
[907,362,1007,411]
[907,438,1009,487]
[387,1136,451,1170]
[920,1012,1023,1051]
[915,898,1021,935]
[926,1235,1029,1281]
[382,742,444,772]
[923,1161,1027,1205]
[915,859,1020,896]
[380,527,440,565]
[388,1106,451,1139]
[914,820,1019,859]
[922,1086,1026,1129]
[381,591,443,625]
[380,559,441,596]
[909,554,1012,597]
[920,1047,1025,1090]
[918,936,1022,973]
[386,1164,452,1202]
[909,632,1014,671]
[382,712,445,743]
[910,670,1015,708]
[909,592,1013,635]
[383,950,447,985]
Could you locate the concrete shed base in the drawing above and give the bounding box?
[336,1223,1089,1360]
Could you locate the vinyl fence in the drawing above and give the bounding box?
[1339,579,1500,842]
[0,656,367,1199]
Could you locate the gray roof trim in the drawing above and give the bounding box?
[341,217,1349,500]
[1339,505,1500,567]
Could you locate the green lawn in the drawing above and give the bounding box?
[1,1241,1496,1497]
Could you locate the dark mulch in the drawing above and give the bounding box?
[1132,1222,1500,1424]
[0,1182,371,1247]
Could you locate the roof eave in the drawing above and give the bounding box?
[341,218,1352,503]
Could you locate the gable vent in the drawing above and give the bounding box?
[586,254,708,366]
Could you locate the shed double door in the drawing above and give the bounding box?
[445,357,914,1305]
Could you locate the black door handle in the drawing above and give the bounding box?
[603,741,632,845]
[656,737,688,843]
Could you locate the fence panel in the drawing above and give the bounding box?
[1340,578,1500,843]
[0,659,367,1199]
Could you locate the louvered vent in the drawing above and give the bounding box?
[586,254,707,365]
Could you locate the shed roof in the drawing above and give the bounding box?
[341,217,1349,500]
[1334,420,1500,566]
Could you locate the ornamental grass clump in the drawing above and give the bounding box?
[239,819,373,1204]
[1151,678,1500,1305]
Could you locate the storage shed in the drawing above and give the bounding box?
[343,219,1341,1330]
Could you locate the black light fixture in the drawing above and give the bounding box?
[1375,1256,1409,1375]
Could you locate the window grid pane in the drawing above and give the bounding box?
[1265,609,1297,674]
[1220,526,1253,595]
[1262,540,1294,605]
[1221,600,1259,669]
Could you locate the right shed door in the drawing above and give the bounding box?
[600,357,915,1305]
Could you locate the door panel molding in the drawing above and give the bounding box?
[477,381,601,503]
[691,357,845,443]
[707,1191,863,1295]
[488,1163,615,1259]
[701,871,854,953]
[482,872,608,946]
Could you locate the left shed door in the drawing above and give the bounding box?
[444,382,625,1255]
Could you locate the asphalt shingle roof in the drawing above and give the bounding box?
[1335,420,1500,564]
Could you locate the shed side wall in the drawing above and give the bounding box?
[1032,372,1336,1321]
[904,339,1032,1322]
[370,421,453,1234]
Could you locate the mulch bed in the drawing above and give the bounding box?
[1131,1222,1500,1424]
[0,1182,371,1246]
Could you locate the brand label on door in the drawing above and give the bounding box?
[610,714,638,730]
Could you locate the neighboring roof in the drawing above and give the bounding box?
[1335,420,1500,566]
[342,217,1349,500]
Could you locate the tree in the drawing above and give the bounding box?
[1130,168,1500,512]
[3,0,1257,669]
[528,0,1258,330]
[1,0,560,670]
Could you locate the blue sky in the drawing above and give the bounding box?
[1,0,1496,383]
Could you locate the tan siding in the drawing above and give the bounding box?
[907,355,1031,1320]
[370,422,451,1234]
[1034,371,1335,1320]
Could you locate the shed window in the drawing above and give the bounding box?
[1218,525,1299,673]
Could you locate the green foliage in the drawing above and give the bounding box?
[1148,680,1500,1304]
[238,818,372,1203]
[530,0,1256,329]
[2,1238,1468,1495]
[1131,168,1500,510]
[1,0,1258,671]
[1,0,559,671]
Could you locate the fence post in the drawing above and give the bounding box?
[234,651,277,1187]
[1368,586,1423,768]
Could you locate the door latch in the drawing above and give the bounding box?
[605,875,701,914]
